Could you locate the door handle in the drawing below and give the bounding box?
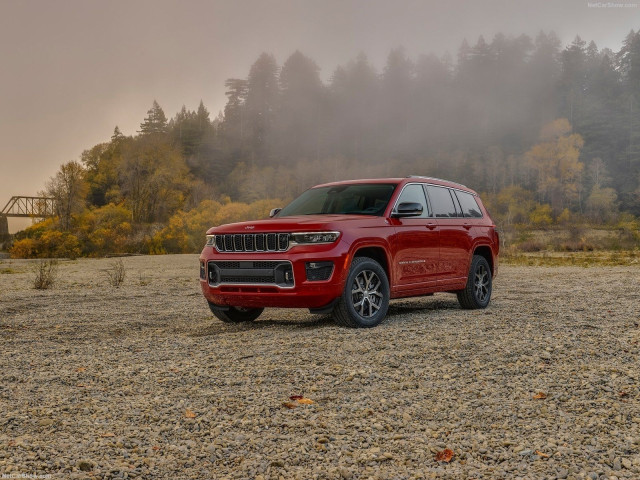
[463,223,472,230]
[426,223,437,230]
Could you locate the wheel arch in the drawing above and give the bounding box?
[350,245,392,284]
[473,244,494,276]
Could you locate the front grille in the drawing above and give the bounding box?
[208,260,294,288]
[214,233,290,253]
[233,234,243,251]
[267,233,277,251]
[224,235,233,251]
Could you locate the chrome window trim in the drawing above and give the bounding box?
[392,181,484,219]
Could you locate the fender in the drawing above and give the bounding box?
[344,237,395,286]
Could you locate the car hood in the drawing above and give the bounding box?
[207,214,384,234]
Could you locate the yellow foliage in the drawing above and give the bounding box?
[529,204,553,226]
[74,203,134,256]
[557,208,571,224]
[482,185,536,225]
[10,238,38,258]
[153,198,284,253]
[539,118,572,142]
[10,231,81,259]
[526,119,584,215]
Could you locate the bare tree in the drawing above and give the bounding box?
[45,161,87,231]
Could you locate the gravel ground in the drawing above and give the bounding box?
[0,254,639,480]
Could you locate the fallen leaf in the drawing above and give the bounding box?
[282,402,298,409]
[296,398,314,405]
[184,409,197,418]
[170,368,180,373]
[435,448,454,462]
[100,432,115,438]
[289,395,304,400]
[152,445,160,451]
[75,367,86,373]
[76,384,88,388]
[535,450,549,458]
[619,391,629,397]
[533,392,547,400]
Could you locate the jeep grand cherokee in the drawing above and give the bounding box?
[199,176,499,328]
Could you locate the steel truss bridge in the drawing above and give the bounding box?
[0,196,56,237]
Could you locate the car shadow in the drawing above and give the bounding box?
[192,296,461,336]
[387,297,460,316]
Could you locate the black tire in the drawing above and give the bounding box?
[333,257,390,328]
[457,255,492,309]
[208,303,263,323]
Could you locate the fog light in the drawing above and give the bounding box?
[200,261,206,279]
[305,261,334,281]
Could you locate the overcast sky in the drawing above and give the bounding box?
[0,0,638,230]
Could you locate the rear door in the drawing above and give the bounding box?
[390,183,439,291]
[425,185,473,286]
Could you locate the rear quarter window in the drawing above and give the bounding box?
[454,190,483,218]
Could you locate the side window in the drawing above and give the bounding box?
[395,184,429,218]
[454,190,483,218]
[426,185,457,218]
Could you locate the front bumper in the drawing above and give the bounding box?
[199,240,350,309]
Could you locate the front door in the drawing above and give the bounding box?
[391,183,439,291]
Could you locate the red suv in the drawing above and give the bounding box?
[199,177,499,328]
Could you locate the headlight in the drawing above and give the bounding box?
[290,231,340,244]
[205,234,215,246]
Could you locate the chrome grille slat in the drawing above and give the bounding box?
[214,233,289,253]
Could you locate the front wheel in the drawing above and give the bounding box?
[208,303,264,323]
[333,257,390,328]
[457,255,492,309]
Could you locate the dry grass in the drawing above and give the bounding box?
[501,249,640,267]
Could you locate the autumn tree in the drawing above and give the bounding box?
[586,185,618,223]
[118,136,189,223]
[526,119,584,216]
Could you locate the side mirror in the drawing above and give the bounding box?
[269,208,281,218]
[392,202,424,218]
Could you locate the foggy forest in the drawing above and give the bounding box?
[9,29,640,257]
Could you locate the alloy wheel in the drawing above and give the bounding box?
[351,270,383,318]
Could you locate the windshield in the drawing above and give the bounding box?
[278,183,397,217]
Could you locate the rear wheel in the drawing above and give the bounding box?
[208,303,263,323]
[333,257,390,328]
[457,255,492,309]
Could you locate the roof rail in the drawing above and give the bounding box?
[406,175,468,189]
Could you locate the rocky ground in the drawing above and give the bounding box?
[0,254,639,480]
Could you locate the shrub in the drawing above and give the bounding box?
[33,259,58,289]
[105,258,126,287]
